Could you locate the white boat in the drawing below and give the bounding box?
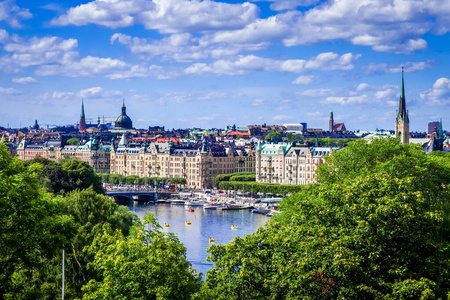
[184,200,207,206]
[203,203,224,210]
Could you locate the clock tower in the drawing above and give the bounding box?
[395,69,409,144]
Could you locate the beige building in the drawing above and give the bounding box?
[17,136,111,173]
[110,136,255,189]
[256,142,335,185]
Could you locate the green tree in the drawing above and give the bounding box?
[286,132,303,143]
[198,139,450,299]
[265,131,282,141]
[82,214,201,299]
[66,138,80,145]
[0,145,75,299]
[62,159,104,194]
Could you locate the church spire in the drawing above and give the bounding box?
[79,99,87,132]
[81,99,85,118]
[395,68,409,144]
[398,67,407,122]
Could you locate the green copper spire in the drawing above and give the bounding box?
[81,99,85,118]
[439,118,444,139]
[401,67,405,100]
[397,67,408,121]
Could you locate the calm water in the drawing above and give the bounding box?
[128,202,268,277]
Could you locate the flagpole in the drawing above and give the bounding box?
[62,248,65,300]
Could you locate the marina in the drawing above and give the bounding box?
[128,201,269,277]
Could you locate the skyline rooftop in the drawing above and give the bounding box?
[0,0,449,132]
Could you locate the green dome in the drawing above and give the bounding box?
[115,101,133,130]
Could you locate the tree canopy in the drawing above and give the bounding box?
[198,138,450,299]
[82,215,201,299]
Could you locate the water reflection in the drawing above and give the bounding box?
[128,202,268,277]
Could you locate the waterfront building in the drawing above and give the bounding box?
[17,136,111,172]
[395,69,410,144]
[110,137,255,189]
[255,142,335,185]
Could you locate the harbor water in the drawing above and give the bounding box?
[128,202,269,278]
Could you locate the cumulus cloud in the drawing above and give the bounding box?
[0,86,22,94]
[52,0,258,34]
[254,0,320,11]
[365,60,436,74]
[212,15,289,47]
[292,75,314,85]
[273,114,293,121]
[3,36,78,67]
[322,95,369,105]
[0,0,32,28]
[12,76,37,84]
[35,55,154,79]
[420,78,450,105]
[281,0,450,54]
[298,89,334,97]
[185,52,359,75]
[78,86,123,98]
[252,99,264,106]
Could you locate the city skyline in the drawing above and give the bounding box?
[0,0,449,131]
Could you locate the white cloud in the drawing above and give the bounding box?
[254,0,320,11]
[252,99,264,106]
[297,89,334,97]
[374,88,395,99]
[185,52,359,76]
[12,76,37,84]
[282,0,450,54]
[3,36,78,67]
[35,56,165,80]
[0,0,32,28]
[365,60,435,74]
[273,114,293,121]
[322,95,369,105]
[0,86,22,94]
[420,78,450,105]
[355,83,371,91]
[292,75,314,85]
[78,86,123,98]
[212,15,289,47]
[52,0,258,34]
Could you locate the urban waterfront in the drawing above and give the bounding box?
[128,202,269,277]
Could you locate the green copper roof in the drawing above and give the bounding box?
[81,100,85,118]
[397,68,408,122]
[439,118,444,139]
[401,68,405,100]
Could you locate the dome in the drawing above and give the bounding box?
[115,101,133,130]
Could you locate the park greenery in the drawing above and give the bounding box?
[199,139,450,299]
[1,138,450,299]
[66,138,80,145]
[215,172,304,195]
[97,173,187,186]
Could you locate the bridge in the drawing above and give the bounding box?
[105,190,178,204]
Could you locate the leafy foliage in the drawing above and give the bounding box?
[214,172,255,186]
[265,131,282,141]
[0,145,76,299]
[199,139,450,299]
[66,138,80,145]
[82,214,201,299]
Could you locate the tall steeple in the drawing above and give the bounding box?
[329,111,334,132]
[439,118,444,139]
[395,68,409,144]
[79,99,87,132]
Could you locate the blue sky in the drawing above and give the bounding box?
[0,0,449,132]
